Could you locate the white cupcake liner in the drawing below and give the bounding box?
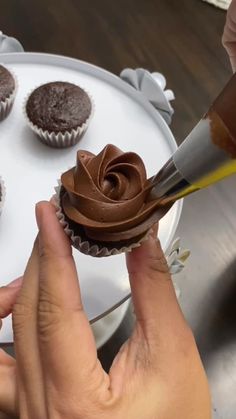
[23,83,95,149]
[54,182,150,257]
[0,177,6,216]
[0,66,17,121]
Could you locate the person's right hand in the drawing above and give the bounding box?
[223,0,236,71]
[2,202,211,418]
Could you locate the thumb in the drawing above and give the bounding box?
[0,350,17,417]
[0,278,22,324]
[126,227,190,345]
[222,0,236,72]
[34,202,106,395]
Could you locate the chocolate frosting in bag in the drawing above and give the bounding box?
[206,73,236,158]
[61,144,162,242]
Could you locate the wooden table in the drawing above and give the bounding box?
[1,1,235,418]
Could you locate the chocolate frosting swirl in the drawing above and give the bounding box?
[61,144,161,242]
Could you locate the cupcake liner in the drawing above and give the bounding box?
[23,84,95,149]
[0,177,6,216]
[0,66,17,122]
[54,182,150,257]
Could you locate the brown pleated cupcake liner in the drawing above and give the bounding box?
[0,177,6,216]
[54,182,150,257]
[0,67,17,122]
[23,85,95,148]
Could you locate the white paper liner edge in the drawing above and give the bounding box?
[0,177,6,216]
[54,181,150,257]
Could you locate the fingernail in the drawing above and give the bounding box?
[7,277,22,288]
[35,201,50,230]
[35,202,42,229]
[150,223,158,238]
[50,196,57,207]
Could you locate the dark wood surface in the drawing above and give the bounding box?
[1,1,236,418]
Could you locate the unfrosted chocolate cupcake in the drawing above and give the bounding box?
[25,82,93,148]
[0,65,16,121]
[55,144,164,257]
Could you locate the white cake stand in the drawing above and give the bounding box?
[0,51,182,347]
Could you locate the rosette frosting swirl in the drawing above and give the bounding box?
[61,144,161,242]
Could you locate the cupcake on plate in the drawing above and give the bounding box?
[25,81,93,148]
[0,64,17,121]
[0,177,6,216]
[55,144,169,257]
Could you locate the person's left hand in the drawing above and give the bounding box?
[3,201,210,419]
[0,277,22,418]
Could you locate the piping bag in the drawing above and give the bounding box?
[150,73,236,205]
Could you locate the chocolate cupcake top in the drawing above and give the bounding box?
[26,82,92,133]
[60,144,163,243]
[0,65,15,102]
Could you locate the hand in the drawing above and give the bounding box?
[0,277,22,418]
[7,202,210,418]
[223,0,236,71]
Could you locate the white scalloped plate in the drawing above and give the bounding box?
[0,53,182,343]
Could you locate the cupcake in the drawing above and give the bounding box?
[56,144,169,257]
[25,82,93,148]
[0,65,16,121]
[0,177,6,216]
